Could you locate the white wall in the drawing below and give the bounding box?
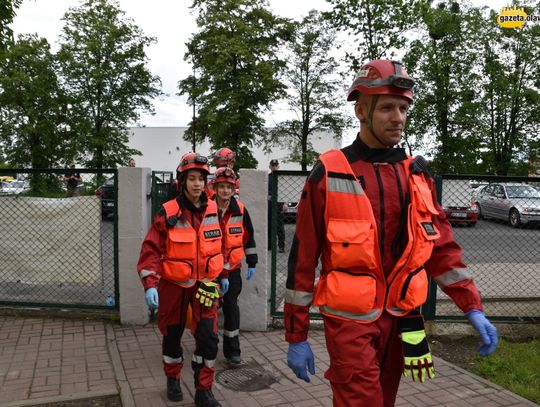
[128,126,340,173]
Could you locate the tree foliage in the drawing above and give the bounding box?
[0,0,23,50]
[269,10,350,170]
[57,0,161,169]
[325,0,421,69]
[178,0,293,169]
[0,34,73,169]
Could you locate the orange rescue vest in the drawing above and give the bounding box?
[160,198,224,287]
[313,149,441,322]
[222,200,245,270]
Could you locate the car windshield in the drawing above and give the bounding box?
[505,185,540,199]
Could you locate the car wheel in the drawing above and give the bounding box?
[477,204,483,220]
[509,208,521,228]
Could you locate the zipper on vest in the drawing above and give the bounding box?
[373,164,385,258]
[399,266,425,300]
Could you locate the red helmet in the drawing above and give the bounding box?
[213,147,236,167]
[214,167,237,185]
[347,60,414,103]
[176,152,209,175]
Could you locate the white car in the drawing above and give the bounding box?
[0,180,30,195]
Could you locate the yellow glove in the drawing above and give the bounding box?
[398,311,435,383]
[195,282,220,308]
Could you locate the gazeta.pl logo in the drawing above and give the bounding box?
[497,7,539,29]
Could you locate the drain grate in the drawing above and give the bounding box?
[216,360,279,392]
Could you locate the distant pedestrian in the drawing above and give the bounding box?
[63,163,82,197]
[268,159,285,253]
[128,158,136,167]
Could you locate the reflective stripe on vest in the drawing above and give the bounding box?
[161,198,224,286]
[313,149,440,323]
[222,200,245,270]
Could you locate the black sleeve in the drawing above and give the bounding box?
[242,207,258,267]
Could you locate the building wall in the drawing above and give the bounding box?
[128,126,340,172]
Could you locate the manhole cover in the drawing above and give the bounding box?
[216,360,279,391]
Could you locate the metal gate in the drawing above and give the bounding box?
[269,170,540,322]
[0,168,118,309]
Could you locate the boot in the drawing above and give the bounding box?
[194,389,222,407]
[166,377,183,402]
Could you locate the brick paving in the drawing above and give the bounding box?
[0,316,537,407]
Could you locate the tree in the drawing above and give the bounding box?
[404,2,485,173]
[324,0,421,69]
[475,5,540,175]
[57,0,161,169]
[178,0,292,169]
[0,34,72,170]
[269,10,350,170]
[0,0,23,50]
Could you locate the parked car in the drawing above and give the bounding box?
[0,180,30,195]
[441,179,479,226]
[475,183,540,227]
[95,177,115,219]
[283,201,298,223]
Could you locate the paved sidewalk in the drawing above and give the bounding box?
[0,316,537,407]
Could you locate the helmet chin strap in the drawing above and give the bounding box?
[360,95,392,149]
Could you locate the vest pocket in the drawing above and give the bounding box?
[161,259,193,283]
[390,266,428,311]
[325,270,376,314]
[226,246,244,267]
[203,253,224,280]
[327,219,377,270]
[167,228,196,259]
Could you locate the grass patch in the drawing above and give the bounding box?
[472,338,540,403]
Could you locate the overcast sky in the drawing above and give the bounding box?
[12,0,510,142]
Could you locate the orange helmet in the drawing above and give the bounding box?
[214,167,237,185]
[347,60,414,103]
[176,152,209,176]
[213,147,236,167]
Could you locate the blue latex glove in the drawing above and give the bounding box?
[145,287,159,309]
[287,340,315,382]
[220,278,229,295]
[466,310,498,356]
[247,267,256,280]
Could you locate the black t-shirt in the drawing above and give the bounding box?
[65,171,80,188]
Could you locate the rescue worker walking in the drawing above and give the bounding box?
[284,59,498,407]
[137,152,225,407]
[212,167,258,366]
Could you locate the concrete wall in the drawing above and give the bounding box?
[117,167,269,331]
[118,167,152,325]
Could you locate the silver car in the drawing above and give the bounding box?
[476,183,540,228]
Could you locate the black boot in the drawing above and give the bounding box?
[166,377,183,402]
[194,389,222,407]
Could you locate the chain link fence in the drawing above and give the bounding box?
[269,171,540,322]
[0,168,118,309]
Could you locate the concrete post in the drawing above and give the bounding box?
[237,169,268,331]
[118,167,152,324]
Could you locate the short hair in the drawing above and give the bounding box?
[270,159,279,166]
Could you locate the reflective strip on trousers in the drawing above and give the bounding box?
[245,247,257,255]
[223,329,239,338]
[285,289,313,307]
[433,268,472,288]
[163,355,183,364]
[319,305,381,321]
[192,354,215,368]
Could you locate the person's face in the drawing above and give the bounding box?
[184,170,205,202]
[270,163,279,172]
[128,159,135,167]
[355,94,410,148]
[215,182,234,201]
